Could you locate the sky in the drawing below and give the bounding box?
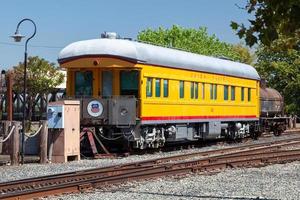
[0,0,252,70]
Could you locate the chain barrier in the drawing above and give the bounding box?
[24,124,43,138]
[0,125,15,143]
[91,130,110,154]
[97,128,123,141]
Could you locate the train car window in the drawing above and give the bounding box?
[120,71,139,97]
[146,78,153,97]
[248,88,251,101]
[190,82,199,99]
[241,87,245,101]
[231,86,235,101]
[210,84,217,100]
[179,81,184,98]
[202,83,205,99]
[214,84,217,100]
[195,82,198,99]
[210,84,213,100]
[155,79,161,97]
[75,71,93,97]
[191,82,194,99]
[102,71,113,97]
[224,85,229,100]
[163,79,169,97]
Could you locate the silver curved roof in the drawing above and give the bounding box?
[58,38,260,80]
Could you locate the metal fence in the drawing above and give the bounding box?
[0,89,65,121]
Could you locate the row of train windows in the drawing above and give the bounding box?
[146,78,252,102]
[188,82,252,102]
[222,85,251,101]
[146,78,169,97]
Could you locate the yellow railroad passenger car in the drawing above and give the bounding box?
[58,33,260,149]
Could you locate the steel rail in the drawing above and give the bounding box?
[0,136,299,189]
[0,142,288,197]
[91,149,300,187]
[1,148,299,200]
[1,139,300,198]
[260,130,300,138]
[0,136,300,192]
[123,138,300,167]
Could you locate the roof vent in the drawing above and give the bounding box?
[101,32,120,39]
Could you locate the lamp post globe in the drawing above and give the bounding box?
[11,33,25,42]
[11,18,36,164]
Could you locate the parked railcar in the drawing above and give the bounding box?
[259,80,288,135]
[58,33,262,150]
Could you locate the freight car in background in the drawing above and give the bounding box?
[259,80,289,136]
[56,32,287,151]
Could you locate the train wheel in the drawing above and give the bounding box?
[273,128,283,136]
[273,130,280,136]
[272,124,283,136]
[250,131,260,140]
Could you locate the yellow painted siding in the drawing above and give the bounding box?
[60,57,259,120]
[139,64,259,119]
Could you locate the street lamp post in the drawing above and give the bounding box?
[11,18,36,164]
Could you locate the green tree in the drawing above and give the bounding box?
[138,25,249,63]
[232,43,256,65]
[231,0,300,115]
[13,56,64,121]
[255,49,300,115]
[231,0,300,50]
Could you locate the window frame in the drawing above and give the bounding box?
[241,87,245,101]
[210,84,213,100]
[210,84,217,100]
[202,83,205,99]
[231,86,235,101]
[190,82,199,99]
[75,70,93,97]
[155,78,161,97]
[195,82,199,99]
[146,77,153,97]
[179,80,184,99]
[213,84,217,100]
[224,85,229,101]
[191,82,195,99]
[163,79,169,98]
[248,88,251,102]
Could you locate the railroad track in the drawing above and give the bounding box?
[260,129,300,138]
[1,136,300,200]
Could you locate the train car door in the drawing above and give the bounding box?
[120,70,139,97]
[102,71,113,97]
[120,70,140,116]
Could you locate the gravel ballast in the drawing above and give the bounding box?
[0,134,298,183]
[47,162,300,200]
[0,140,240,182]
[0,135,299,199]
